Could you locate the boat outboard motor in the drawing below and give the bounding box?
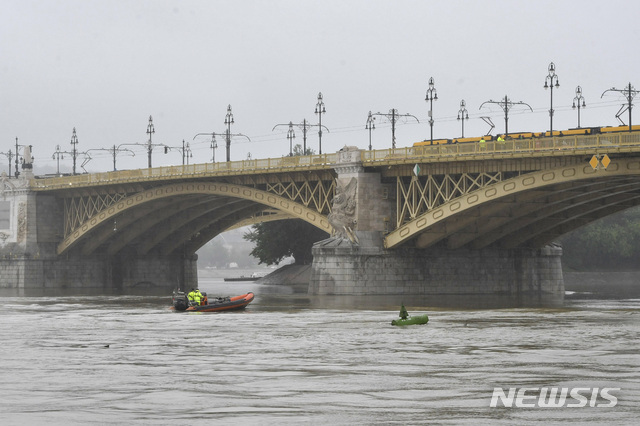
[173,291,189,311]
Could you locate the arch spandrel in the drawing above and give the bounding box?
[385,158,640,249]
[58,182,332,255]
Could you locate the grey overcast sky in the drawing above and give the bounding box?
[1,0,639,173]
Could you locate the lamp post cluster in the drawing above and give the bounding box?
[194,104,250,163]
[9,64,640,177]
[273,93,329,156]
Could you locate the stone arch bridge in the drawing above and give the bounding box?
[3,130,640,299]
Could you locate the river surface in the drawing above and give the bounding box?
[1,279,638,425]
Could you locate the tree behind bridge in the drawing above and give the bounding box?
[244,219,329,265]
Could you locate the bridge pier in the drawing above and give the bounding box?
[309,146,565,306]
[310,240,564,305]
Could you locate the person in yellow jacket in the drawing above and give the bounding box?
[194,289,203,305]
[187,288,203,306]
[479,137,486,151]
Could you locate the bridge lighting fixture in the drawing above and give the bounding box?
[0,149,15,178]
[425,77,438,144]
[272,119,324,155]
[315,92,326,155]
[53,145,64,175]
[286,122,296,156]
[544,62,560,135]
[572,86,586,128]
[146,116,155,168]
[224,105,234,162]
[365,111,376,151]
[194,107,249,163]
[70,128,79,175]
[457,100,469,138]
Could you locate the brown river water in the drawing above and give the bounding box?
[0,278,638,425]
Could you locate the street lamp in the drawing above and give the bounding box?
[52,145,64,175]
[210,134,218,162]
[146,115,155,168]
[14,137,21,178]
[224,105,234,162]
[315,92,326,154]
[273,119,326,155]
[286,122,296,156]
[572,86,586,128]
[70,128,79,175]
[457,100,469,138]
[365,111,376,151]
[544,62,560,135]
[425,77,438,144]
[0,149,14,177]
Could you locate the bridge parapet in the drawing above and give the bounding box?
[30,153,339,190]
[361,131,640,165]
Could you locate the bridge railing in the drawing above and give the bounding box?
[31,152,339,189]
[361,131,640,163]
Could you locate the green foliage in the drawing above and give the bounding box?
[244,219,329,265]
[292,144,315,156]
[560,206,640,270]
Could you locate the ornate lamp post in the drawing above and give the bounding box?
[572,86,586,128]
[70,128,79,174]
[146,116,155,168]
[210,134,218,162]
[0,149,14,177]
[52,145,64,175]
[457,100,469,138]
[224,105,234,162]
[286,122,296,156]
[315,92,326,154]
[365,111,376,151]
[544,62,560,135]
[425,77,438,144]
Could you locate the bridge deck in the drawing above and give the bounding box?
[29,131,640,190]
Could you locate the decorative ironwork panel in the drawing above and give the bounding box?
[64,192,128,237]
[396,172,503,228]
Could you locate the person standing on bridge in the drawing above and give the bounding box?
[479,137,486,151]
[497,135,505,150]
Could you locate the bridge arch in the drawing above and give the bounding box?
[385,158,640,249]
[59,181,332,255]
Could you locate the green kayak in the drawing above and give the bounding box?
[391,303,429,326]
[391,314,429,326]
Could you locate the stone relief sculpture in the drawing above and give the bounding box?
[0,172,16,199]
[327,177,358,243]
[17,202,26,243]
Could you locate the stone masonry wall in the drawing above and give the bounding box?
[310,238,564,302]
